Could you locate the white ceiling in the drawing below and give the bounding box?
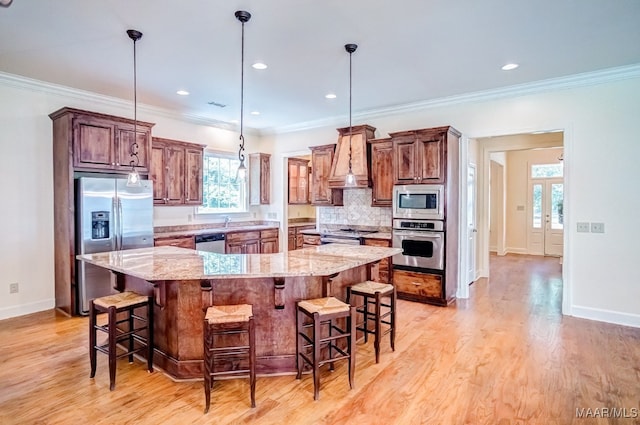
[1,0,639,132]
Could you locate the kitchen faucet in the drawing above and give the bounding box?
[224,216,231,228]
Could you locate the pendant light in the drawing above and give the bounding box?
[344,43,358,187]
[126,29,143,187]
[235,10,251,182]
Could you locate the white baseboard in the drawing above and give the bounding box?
[0,299,55,321]
[570,305,640,328]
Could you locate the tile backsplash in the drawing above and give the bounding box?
[318,188,392,228]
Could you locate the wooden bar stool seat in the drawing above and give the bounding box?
[203,304,256,413]
[296,296,356,400]
[346,281,396,363]
[89,291,154,391]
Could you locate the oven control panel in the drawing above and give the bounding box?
[392,219,443,232]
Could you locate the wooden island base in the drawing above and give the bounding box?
[122,265,369,379]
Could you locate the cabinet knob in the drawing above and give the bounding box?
[116,162,120,166]
[112,162,116,166]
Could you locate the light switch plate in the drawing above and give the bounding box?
[590,222,605,233]
[576,222,590,233]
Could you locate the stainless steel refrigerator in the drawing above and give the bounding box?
[76,177,154,314]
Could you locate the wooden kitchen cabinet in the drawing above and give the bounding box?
[260,229,279,253]
[226,229,279,254]
[309,144,343,206]
[390,126,461,185]
[151,137,204,206]
[249,153,270,205]
[154,235,196,250]
[288,225,316,250]
[363,238,392,283]
[302,234,321,247]
[288,158,310,204]
[49,107,156,316]
[368,138,393,207]
[287,228,296,251]
[64,109,154,174]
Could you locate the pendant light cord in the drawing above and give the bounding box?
[238,16,246,165]
[348,47,353,174]
[130,32,140,168]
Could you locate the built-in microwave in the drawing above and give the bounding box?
[392,184,444,220]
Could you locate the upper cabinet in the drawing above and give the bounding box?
[288,158,310,204]
[390,126,461,185]
[249,153,270,205]
[151,137,204,206]
[50,107,154,174]
[328,124,376,188]
[369,138,393,207]
[309,144,343,206]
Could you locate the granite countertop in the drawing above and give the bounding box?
[287,221,317,228]
[362,232,392,240]
[154,223,279,239]
[77,244,402,281]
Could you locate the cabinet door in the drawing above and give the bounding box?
[116,125,150,172]
[226,242,244,254]
[184,147,203,205]
[245,240,260,254]
[249,153,270,205]
[150,145,166,204]
[370,140,393,206]
[418,134,444,183]
[393,139,418,184]
[261,238,279,253]
[73,116,116,169]
[363,238,391,283]
[288,229,296,251]
[310,146,335,205]
[288,160,309,204]
[165,146,185,204]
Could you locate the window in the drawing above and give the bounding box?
[197,151,247,214]
[531,163,563,178]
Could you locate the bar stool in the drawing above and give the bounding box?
[89,291,154,391]
[203,304,256,413]
[346,281,396,363]
[296,297,356,400]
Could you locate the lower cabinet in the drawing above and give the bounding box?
[393,268,453,306]
[226,229,279,254]
[154,235,196,250]
[288,225,316,251]
[362,238,391,283]
[302,234,321,248]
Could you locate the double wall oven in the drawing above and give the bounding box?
[392,184,446,271]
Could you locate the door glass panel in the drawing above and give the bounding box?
[532,184,542,228]
[551,183,564,229]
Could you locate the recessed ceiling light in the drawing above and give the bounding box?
[250,111,260,115]
[325,93,337,99]
[176,90,190,96]
[252,62,267,70]
[501,63,519,71]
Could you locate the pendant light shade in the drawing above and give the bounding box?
[126,29,143,187]
[344,43,357,187]
[235,10,251,182]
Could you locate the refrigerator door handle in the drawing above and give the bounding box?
[118,197,124,250]
[112,197,119,250]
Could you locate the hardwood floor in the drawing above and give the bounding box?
[1,254,639,424]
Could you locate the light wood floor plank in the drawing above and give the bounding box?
[1,254,639,424]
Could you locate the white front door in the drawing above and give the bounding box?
[529,178,564,256]
[467,164,477,283]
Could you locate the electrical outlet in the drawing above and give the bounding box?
[590,222,605,233]
[576,222,590,233]
[9,282,19,294]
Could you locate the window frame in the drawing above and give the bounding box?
[196,149,248,216]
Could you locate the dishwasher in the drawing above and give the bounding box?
[194,233,226,253]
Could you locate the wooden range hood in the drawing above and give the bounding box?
[328,124,376,188]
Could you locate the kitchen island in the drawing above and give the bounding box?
[77,244,401,379]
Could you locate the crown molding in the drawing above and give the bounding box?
[3,63,639,137]
[271,63,640,134]
[0,71,262,136]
